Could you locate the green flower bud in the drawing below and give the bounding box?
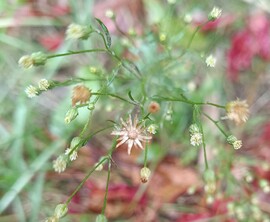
[65,107,78,124]
[70,137,82,150]
[54,204,68,219]
[31,52,47,66]
[226,135,237,145]
[189,124,200,134]
[96,214,107,222]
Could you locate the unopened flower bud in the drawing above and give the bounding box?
[105,9,115,19]
[66,23,92,40]
[205,54,216,67]
[31,52,47,66]
[226,135,237,145]
[96,214,108,222]
[208,7,222,21]
[159,33,167,42]
[189,124,200,134]
[140,167,151,183]
[54,204,68,219]
[95,162,103,171]
[148,101,160,114]
[65,107,78,124]
[70,137,81,149]
[204,169,215,183]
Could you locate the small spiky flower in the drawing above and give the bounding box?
[205,54,216,67]
[66,23,92,40]
[72,85,91,106]
[38,79,50,91]
[190,132,203,146]
[208,7,222,21]
[53,156,67,173]
[226,99,249,125]
[65,148,78,161]
[18,55,34,69]
[25,85,38,98]
[111,115,152,155]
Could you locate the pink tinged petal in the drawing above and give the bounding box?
[135,138,143,149]
[111,131,126,136]
[128,115,133,127]
[116,137,129,148]
[127,139,134,155]
[138,135,152,141]
[120,118,128,128]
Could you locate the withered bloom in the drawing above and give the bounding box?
[72,85,91,106]
[226,99,249,125]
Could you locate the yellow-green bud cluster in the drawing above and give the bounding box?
[227,135,242,150]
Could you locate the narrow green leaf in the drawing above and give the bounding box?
[128,91,135,102]
[95,18,111,48]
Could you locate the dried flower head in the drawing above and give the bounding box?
[111,115,152,155]
[148,101,160,113]
[205,54,216,67]
[25,85,38,98]
[140,167,151,183]
[208,7,222,21]
[72,85,91,106]
[18,55,34,69]
[190,132,203,146]
[66,23,92,40]
[38,79,50,91]
[226,99,249,125]
[53,156,67,173]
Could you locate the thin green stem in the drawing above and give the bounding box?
[153,95,226,109]
[201,127,209,170]
[91,92,137,105]
[101,160,111,215]
[65,157,108,205]
[144,144,148,168]
[47,49,107,59]
[203,112,228,137]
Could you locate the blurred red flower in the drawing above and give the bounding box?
[227,13,270,81]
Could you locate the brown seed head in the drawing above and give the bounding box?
[72,85,91,106]
[148,101,160,114]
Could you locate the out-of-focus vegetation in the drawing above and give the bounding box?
[1,0,270,222]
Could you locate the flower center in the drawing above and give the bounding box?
[128,129,138,139]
